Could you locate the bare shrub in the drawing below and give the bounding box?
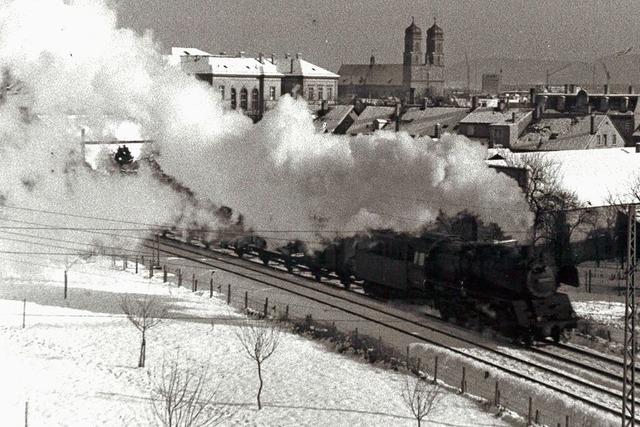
[120,294,166,368]
[233,320,282,410]
[401,374,443,427]
[150,359,229,427]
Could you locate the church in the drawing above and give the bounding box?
[338,18,445,103]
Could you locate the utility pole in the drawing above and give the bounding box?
[623,204,637,427]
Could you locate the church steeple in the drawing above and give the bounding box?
[426,17,444,66]
[404,17,423,66]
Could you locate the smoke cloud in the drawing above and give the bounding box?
[0,0,532,277]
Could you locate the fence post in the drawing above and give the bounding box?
[285,305,289,320]
[461,366,466,394]
[64,270,68,300]
[245,291,248,309]
[210,277,213,298]
[535,409,539,424]
[494,380,500,406]
[433,356,438,383]
[177,269,182,287]
[163,265,167,283]
[22,299,26,329]
[135,256,138,274]
[148,259,153,278]
[264,297,268,317]
[406,346,410,368]
[227,284,231,304]
[528,396,532,425]
[194,279,198,292]
[192,274,195,291]
[24,401,28,427]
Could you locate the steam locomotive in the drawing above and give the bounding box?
[221,230,579,344]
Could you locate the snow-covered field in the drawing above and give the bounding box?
[0,259,518,426]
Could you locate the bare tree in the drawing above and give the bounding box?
[233,320,282,410]
[150,359,230,427]
[505,152,596,265]
[120,294,165,368]
[401,374,442,427]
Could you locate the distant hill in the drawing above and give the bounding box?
[446,54,640,93]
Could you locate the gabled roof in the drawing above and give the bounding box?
[398,107,469,137]
[460,108,530,125]
[205,56,282,77]
[315,105,356,133]
[346,106,395,135]
[337,64,404,87]
[512,114,618,151]
[276,57,338,78]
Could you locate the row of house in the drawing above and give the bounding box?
[317,86,639,154]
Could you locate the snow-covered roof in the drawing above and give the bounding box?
[488,147,640,206]
[277,57,339,78]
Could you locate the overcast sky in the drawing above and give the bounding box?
[115,0,638,71]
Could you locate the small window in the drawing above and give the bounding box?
[218,85,225,100]
[251,88,259,110]
[327,87,333,101]
[612,134,617,146]
[308,86,314,100]
[597,134,601,145]
[603,134,608,146]
[240,88,248,110]
[269,86,276,101]
[318,87,324,101]
[230,88,237,109]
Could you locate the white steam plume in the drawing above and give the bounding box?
[0,0,532,278]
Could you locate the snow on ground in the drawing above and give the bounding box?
[572,300,625,327]
[0,258,518,426]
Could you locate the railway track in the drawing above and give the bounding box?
[146,235,634,423]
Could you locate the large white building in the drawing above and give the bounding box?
[170,48,339,121]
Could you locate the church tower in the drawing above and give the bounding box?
[403,18,430,103]
[426,18,444,66]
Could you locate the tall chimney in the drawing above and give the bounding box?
[258,52,264,64]
[604,84,610,94]
[511,111,516,122]
[472,96,478,110]
[564,84,569,94]
[529,88,536,106]
[590,113,595,135]
[285,53,290,59]
[296,52,302,59]
[630,85,635,94]
[434,123,441,138]
[271,53,275,64]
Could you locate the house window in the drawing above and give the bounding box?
[240,88,248,110]
[603,134,608,146]
[318,87,324,101]
[327,87,333,101]
[269,86,276,101]
[467,124,475,136]
[308,86,314,100]
[597,134,601,145]
[251,88,259,110]
[612,134,617,146]
[230,88,237,109]
[218,85,225,100]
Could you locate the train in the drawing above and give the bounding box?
[219,230,580,344]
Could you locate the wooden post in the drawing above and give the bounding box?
[227,284,231,304]
[64,270,68,300]
[123,257,127,270]
[24,401,28,427]
[148,257,153,278]
[22,299,26,329]
[433,356,438,383]
[135,256,138,274]
[194,279,198,292]
[285,305,289,320]
[245,291,248,309]
[417,358,421,373]
[461,366,466,394]
[535,409,539,424]
[406,346,410,368]
[264,297,268,317]
[163,265,167,283]
[588,269,592,293]
[177,269,182,287]
[528,396,533,425]
[210,277,213,298]
[494,380,500,406]
[192,273,195,291]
